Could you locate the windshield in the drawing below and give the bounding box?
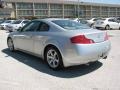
[99,19,106,21]
[80,19,88,24]
[12,20,22,24]
[23,21,29,24]
[52,20,90,30]
[0,20,4,23]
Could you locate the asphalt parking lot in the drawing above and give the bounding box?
[0,30,120,90]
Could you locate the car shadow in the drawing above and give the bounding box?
[2,48,103,78]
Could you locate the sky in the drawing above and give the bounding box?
[70,0,120,4]
[0,0,120,4]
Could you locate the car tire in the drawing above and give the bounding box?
[1,27,4,30]
[105,25,110,30]
[96,27,100,30]
[44,46,64,70]
[7,38,15,52]
[90,24,94,28]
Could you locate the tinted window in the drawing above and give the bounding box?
[13,20,22,24]
[4,20,11,23]
[23,21,30,24]
[21,21,40,32]
[0,20,4,24]
[117,18,120,20]
[100,19,106,21]
[108,19,116,22]
[93,19,98,21]
[37,22,49,31]
[80,20,88,24]
[52,20,90,30]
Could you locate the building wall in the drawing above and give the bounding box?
[2,1,120,19]
[0,1,14,18]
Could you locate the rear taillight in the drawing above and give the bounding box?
[70,35,94,44]
[104,32,109,41]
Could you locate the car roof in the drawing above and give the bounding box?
[34,18,69,22]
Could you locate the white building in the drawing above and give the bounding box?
[0,0,120,18]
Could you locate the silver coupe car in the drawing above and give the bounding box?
[7,18,111,70]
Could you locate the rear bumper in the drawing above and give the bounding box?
[7,27,17,32]
[94,24,106,29]
[62,40,111,67]
[0,25,6,29]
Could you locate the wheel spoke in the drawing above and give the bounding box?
[53,60,56,67]
[48,50,54,56]
[47,56,53,59]
[54,59,59,63]
[49,59,53,64]
[53,51,57,57]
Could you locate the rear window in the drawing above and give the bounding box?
[52,20,90,30]
[4,20,11,23]
[108,19,116,22]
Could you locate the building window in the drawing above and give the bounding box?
[64,10,74,16]
[17,10,33,16]
[35,10,48,16]
[50,10,62,16]
[17,3,33,9]
[34,3,47,9]
[117,8,120,11]
[50,4,62,9]
[64,5,74,10]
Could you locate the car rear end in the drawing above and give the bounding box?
[94,19,107,29]
[6,24,14,32]
[50,19,111,67]
[62,30,111,67]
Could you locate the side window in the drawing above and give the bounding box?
[93,19,98,21]
[37,22,49,32]
[108,19,112,22]
[21,21,40,32]
[112,19,116,22]
[108,19,116,22]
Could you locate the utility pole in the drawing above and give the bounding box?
[78,0,80,19]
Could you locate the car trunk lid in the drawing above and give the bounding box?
[69,29,108,44]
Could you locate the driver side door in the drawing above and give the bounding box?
[14,21,40,52]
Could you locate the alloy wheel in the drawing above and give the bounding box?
[105,25,110,30]
[45,46,64,70]
[47,49,60,68]
[7,38,14,51]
